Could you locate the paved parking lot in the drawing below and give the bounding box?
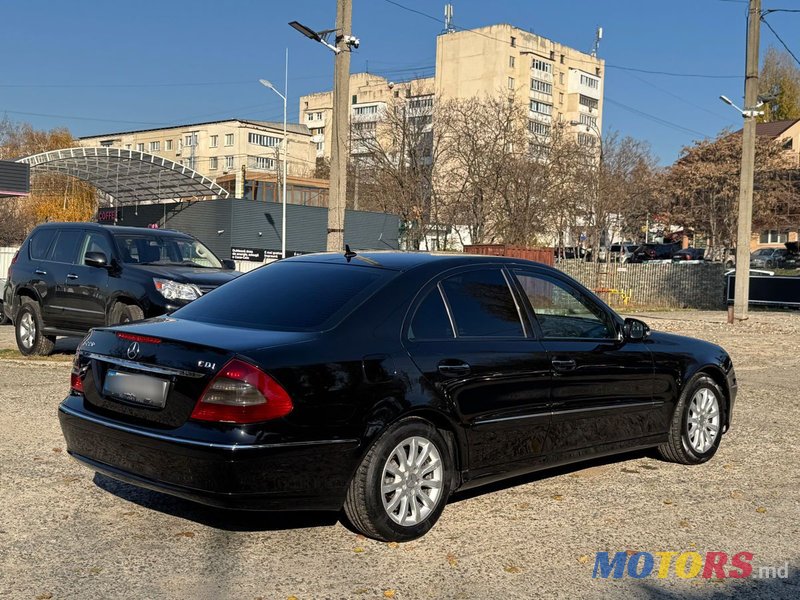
[0,312,798,599]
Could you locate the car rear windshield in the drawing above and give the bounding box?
[172,260,395,331]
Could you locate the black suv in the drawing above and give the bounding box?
[2,223,240,355]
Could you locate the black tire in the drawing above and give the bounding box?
[343,418,453,542]
[658,375,726,465]
[110,302,145,325]
[14,298,55,356]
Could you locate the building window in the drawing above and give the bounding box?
[528,121,551,137]
[248,132,281,147]
[184,133,197,147]
[250,156,275,170]
[307,112,314,121]
[224,133,234,146]
[316,141,324,151]
[580,73,600,89]
[560,72,565,85]
[530,78,553,94]
[149,141,160,152]
[579,94,599,111]
[508,77,515,90]
[579,113,598,128]
[510,36,516,47]
[210,135,218,148]
[225,156,234,170]
[316,111,323,119]
[124,144,131,150]
[531,59,553,74]
[509,55,515,68]
[209,156,218,170]
[311,127,325,136]
[560,54,565,64]
[559,92,564,104]
[352,121,377,133]
[353,104,379,116]
[578,132,597,147]
[165,139,173,150]
[408,95,434,110]
[352,94,358,104]
[136,143,144,152]
[530,100,553,116]
[186,156,196,169]
[100,140,114,147]
[759,230,788,244]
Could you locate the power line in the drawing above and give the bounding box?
[605,97,712,138]
[606,65,740,79]
[760,16,800,68]
[1,109,168,126]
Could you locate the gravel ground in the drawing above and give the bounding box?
[0,311,798,600]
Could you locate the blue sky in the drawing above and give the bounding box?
[0,0,797,163]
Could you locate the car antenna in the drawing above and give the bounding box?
[344,244,358,262]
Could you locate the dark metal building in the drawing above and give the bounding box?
[99,198,400,261]
[0,160,30,197]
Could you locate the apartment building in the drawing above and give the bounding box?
[299,23,604,160]
[80,119,325,203]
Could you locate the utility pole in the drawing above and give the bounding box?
[327,0,352,251]
[733,0,761,322]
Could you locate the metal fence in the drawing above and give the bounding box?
[556,261,727,310]
[0,246,19,277]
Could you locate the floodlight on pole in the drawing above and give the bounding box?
[259,48,289,260]
[289,20,341,54]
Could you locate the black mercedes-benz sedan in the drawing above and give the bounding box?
[59,252,737,541]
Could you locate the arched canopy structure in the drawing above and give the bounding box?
[17,147,228,204]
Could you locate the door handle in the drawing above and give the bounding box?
[551,358,577,372]
[66,273,79,280]
[35,269,47,276]
[438,360,471,377]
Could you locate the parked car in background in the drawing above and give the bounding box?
[608,243,637,263]
[3,223,240,356]
[780,242,800,269]
[629,242,682,263]
[750,248,787,269]
[554,247,589,262]
[672,248,706,263]
[0,276,7,324]
[59,251,737,542]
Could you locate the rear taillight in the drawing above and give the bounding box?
[8,250,18,279]
[70,353,84,394]
[190,359,293,424]
[116,332,161,344]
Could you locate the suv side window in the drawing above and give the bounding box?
[48,230,84,264]
[408,287,454,340]
[514,271,615,339]
[28,229,57,260]
[440,269,525,338]
[78,231,115,264]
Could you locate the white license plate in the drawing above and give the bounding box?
[102,370,169,409]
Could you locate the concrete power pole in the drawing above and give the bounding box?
[327,0,352,251]
[733,0,761,321]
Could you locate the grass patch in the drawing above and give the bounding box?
[0,348,73,362]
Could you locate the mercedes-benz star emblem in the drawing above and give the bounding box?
[126,342,140,360]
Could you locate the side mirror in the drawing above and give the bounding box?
[84,251,109,269]
[221,259,236,270]
[623,317,650,342]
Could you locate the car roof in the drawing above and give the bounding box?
[34,222,191,237]
[283,250,559,273]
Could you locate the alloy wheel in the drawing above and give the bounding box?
[686,387,720,453]
[19,312,35,349]
[380,436,444,526]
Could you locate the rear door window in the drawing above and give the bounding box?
[48,230,84,264]
[173,261,395,331]
[28,229,57,260]
[408,287,454,340]
[439,269,525,338]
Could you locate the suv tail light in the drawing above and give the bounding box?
[190,359,293,424]
[8,250,18,279]
[70,353,84,394]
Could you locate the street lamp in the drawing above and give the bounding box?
[259,48,289,260]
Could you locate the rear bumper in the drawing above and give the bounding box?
[58,398,360,511]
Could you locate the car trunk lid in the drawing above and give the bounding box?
[78,318,312,428]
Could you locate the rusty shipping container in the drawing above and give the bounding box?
[463,244,554,266]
